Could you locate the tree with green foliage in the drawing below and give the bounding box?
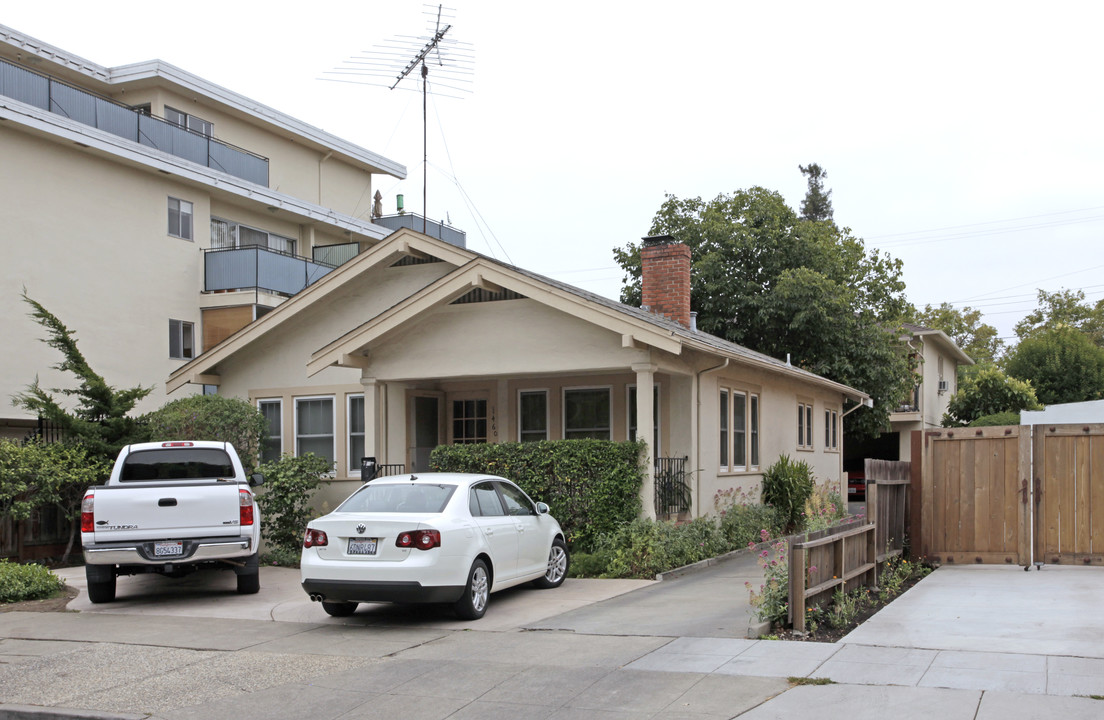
[11,294,151,463]
[1014,289,1104,346]
[910,302,1003,366]
[799,163,834,222]
[613,186,913,438]
[942,366,1040,426]
[1004,327,1104,406]
[253,453,332,559]
[144,395,268,472]
[0,439,111,560]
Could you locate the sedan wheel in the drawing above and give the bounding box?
[533,537,569,589]
[454,558,489,620]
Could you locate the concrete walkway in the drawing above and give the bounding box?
[0,559,1102,718]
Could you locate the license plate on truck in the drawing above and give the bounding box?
[348,538,378,555]
[154,541,183,557]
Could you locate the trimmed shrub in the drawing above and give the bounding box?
[0,560,64,603]
[144,395,269,472]
[969,411,1022,427]
[254,453,333,557]
[762,455,815,532]
[430,439,645,551]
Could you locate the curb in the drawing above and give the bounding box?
[0,705,150,720]
[654,538,776,582]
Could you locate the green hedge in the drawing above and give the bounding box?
[0,560,64,603]
[430,439,645,551]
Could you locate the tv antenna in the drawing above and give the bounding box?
[324,4,474,234]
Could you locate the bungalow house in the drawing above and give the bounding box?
[167,231,870,518]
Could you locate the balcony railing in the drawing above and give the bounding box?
[374,213,467,248]
[0,57,269,185]
[204,247,335,297]
[895,384,921,414]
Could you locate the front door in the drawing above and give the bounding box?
[408,394,442,472]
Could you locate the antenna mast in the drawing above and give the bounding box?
[325,5,473,235]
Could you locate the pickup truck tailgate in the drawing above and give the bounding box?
[89,483,249,543]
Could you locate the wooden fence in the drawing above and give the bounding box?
[787,459,911,631]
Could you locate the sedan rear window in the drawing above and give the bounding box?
[340,483,456,513]
[120,448,235,481]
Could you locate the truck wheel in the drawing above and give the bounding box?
[85,564,116,604]
[235,553,260,595]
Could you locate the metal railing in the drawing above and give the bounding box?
[895,384,921,413]
[204,246,335,297]
[374,213,467,248]
[0,57,269,185]
[654,455,690,517]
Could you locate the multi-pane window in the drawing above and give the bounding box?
[259,400,282,463]
[168,319,194,359]
[798,402,815,450]
[296,397,334,466]
[518,391,548,442]
[210,218,296,256]
[720,388,759,472]
[164,105,213,137]
[824,408,839,451]
[348,395,365,471]
[564,388,611,440]
[452,399,488,444]
[168,197,193,240]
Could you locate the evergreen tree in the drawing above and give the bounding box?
[799,163,834,222]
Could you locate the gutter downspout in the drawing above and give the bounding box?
[694,358,729,517]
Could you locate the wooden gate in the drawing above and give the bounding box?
[1034,425,1104,565]
[915,426,1030,565]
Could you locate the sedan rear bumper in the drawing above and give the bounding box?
[302,578,464,604]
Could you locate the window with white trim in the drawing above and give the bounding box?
[296,397,335,466]
[258,399,282,463]
[348,394,365,471]
[824,408,839,451]
[165,105,213,137]
[168,319,194,359]
[798,402,814,450]
[721,388,759,472]
[518,391,548,442]
[210,217,296,256]
[168,197,193,240]
[563,388,611,440]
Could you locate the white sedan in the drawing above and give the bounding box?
[300,473,569,620]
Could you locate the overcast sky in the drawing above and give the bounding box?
[7,1,1103,349]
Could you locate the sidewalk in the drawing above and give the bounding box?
[0,561,1102,718]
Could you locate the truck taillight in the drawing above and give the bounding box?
[304,528,328,548]
[239,489,254,526]
[81,493,94,533]
[396,529,441,550]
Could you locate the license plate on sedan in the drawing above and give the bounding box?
[154,541,183,557]
[347,537,378,555]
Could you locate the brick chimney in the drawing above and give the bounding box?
[640,235,692,328]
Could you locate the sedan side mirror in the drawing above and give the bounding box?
[535,501,550,515]
[249,472,265,488]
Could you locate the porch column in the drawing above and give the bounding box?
[360,376,378,467]
[633,363,657,520]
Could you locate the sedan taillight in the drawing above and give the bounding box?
[395,529,441,550]
[304,528,328,548]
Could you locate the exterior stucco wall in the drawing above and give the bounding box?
[1,129,206,417]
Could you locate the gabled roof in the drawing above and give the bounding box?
[901,322,975,366]
[169,229,869,403]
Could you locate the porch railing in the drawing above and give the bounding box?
[654,455,690,517]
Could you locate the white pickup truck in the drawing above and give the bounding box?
[80,441,264,603]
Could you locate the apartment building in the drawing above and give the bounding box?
[0,24,410,438]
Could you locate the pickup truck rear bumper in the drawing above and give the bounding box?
[83,536,254,566]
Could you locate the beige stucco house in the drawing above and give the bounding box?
[0,24,415,439]
[168,231,870,518]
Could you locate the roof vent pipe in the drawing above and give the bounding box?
[786,353,791,366]
[690,312,698,331]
